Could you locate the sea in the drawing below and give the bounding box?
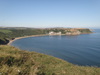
[11,29,100,67]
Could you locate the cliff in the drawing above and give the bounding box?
[0,38,9,45]
[48,28,92,35]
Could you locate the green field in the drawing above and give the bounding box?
[0,29,12,34]
[0,45,100,75]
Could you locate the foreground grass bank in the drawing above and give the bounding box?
[0,45,100,75]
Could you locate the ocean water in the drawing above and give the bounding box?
[11,29,100,67]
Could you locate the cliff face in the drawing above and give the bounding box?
[0,38,9,45]
[66,28,92,35]
[48,28,92,35]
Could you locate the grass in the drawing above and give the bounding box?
[0,30,12,34]
[0,45,100,75]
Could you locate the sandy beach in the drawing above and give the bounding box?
[7,34,48,45]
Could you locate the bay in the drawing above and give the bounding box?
[11,29,100,67]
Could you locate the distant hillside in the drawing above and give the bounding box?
[0,27,92,45]
[44,28,92,35]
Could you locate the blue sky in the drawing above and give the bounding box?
[0,0,100,28]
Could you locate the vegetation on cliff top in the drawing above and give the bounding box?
[0,45,100,75]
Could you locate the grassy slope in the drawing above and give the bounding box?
[0,30,12,34]
[0,45,100,75]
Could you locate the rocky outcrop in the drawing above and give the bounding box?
[48,28,92,35]
[66,31,81,35]
[49,31,62,35]
[0,38,9,45]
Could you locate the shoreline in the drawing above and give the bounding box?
[8,32,93,45]
[7,34,48,45]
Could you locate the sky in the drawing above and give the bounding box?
[0,0,100,28]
